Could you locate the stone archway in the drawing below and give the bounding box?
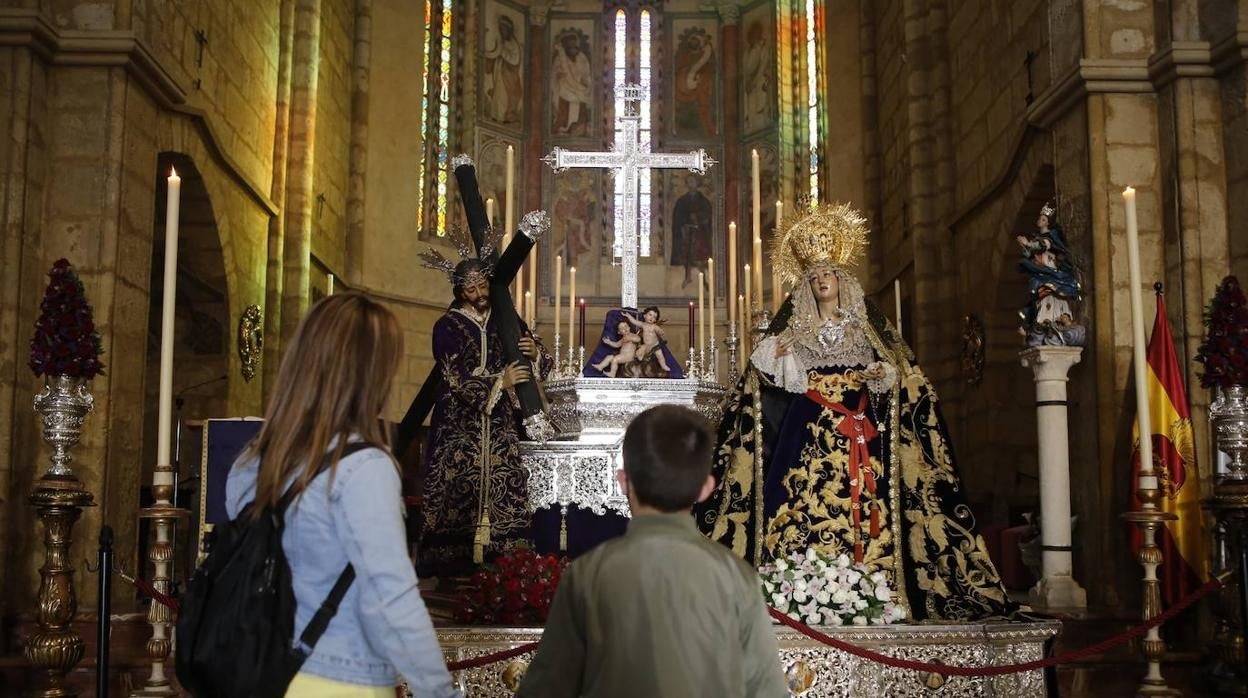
[141,154,231,522]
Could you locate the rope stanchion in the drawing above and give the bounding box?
[440,576,1225,676]
[768,575,1224,677]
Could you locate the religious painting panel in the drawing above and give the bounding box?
[656,167,720,300]
[667,16,720,140]
[547,18,597,139]
[547,168,604,293]
[743,142,780,243]
[479,0,527,128]
[473,129,522,229]
[741,1,777,136]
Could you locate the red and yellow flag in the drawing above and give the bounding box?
[1129,290,1205,607]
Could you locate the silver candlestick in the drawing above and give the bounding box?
[699,347,707,382]
[708,343,720,384]
[567,345,578,378]
[552,332,563,376]
[725,322,740,384]
[687,346,698,379]
[577,346,585,376]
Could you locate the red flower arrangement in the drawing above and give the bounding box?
[1195,275,1248,389]
[29,259,105,379]
[454,547,566,625]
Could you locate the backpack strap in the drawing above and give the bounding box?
[294,564,356,655]
[276,441,377,515]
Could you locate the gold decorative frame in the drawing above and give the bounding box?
[238,304,263,382]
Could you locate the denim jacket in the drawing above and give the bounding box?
[226,440,461,697]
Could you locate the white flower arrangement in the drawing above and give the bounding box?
[759,549,906,627]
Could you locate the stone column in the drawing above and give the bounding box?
[264,0,297,391]
[1020,346,1088,609]
[280,0,323,343]
[346,0,373,285]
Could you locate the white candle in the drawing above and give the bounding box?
[894,278,903,338]
[1123,186,1156,497]
[751,150,763,303]
[327,273,335,295]
[738,293,747,370]
[524,290,533,327]
[505,145,519,308]
[554,255,563,341]
[528,246,538,324]
[156,167,181,476]
[568,267,577,351]
[698,272,706,353]
[744,263,752,333]
[486,197,496,227]
[775,200,784,227]
[707,259,715,347]
[728,222,738,326]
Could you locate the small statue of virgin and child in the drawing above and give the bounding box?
[1017,201,1086,347]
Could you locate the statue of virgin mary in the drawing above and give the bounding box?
[695,203,1016,621]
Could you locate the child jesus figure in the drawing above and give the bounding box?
[592,320,642,377]
[625,307,672,374]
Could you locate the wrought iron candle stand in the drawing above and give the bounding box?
[27,374,96,698]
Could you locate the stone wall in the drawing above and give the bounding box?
[0,0,356,614]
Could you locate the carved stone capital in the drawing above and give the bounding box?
[529,0,562,26]
[701,0,741,24]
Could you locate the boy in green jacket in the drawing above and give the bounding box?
[518,405,788,698]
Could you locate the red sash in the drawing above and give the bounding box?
[803,390,879,563]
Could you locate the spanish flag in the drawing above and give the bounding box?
[1129,287,1205,607]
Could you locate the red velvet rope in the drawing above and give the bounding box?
[438,576,1224,677]
[767,576,1223,677]
[132,573,1224,679]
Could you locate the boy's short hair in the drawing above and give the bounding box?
[621,405,714,511]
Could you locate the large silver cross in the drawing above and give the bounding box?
[543,83,714,309]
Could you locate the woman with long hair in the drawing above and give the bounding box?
[226,293,461,697]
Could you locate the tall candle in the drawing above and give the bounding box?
[486,197,496,227]
[728,222,738,326]
[1123,186,1156,495]
[688,301,696,347]
[894,278,903,338]
[524,291,533,327]
[554,255,563,341]
[327,273,335,296]
[738,294,747,370]
[698,272,706,352]
[772,268,782,312]
[579,299,586,348]
[707,259,716,346]
[568,267,577,350]
[743,263,752,332]
[156,167,182,472]
[775,200,784,228]
[751,150,763,303]
[753,235,764,306]
[527,249,538,327]
[505,145,518,309]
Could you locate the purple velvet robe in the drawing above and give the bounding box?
[418,306,553,575]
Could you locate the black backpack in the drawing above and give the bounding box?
[175,442,375,697]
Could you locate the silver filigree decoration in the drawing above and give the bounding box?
[33,375,94,479]
[451,153,475,169]
[523,411,558,444]
[518,211,551,241]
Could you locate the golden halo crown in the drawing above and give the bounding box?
[772,201,870,287]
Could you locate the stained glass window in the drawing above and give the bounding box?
[611,7,656,258]
[416,1,453,236]
[435,1,453,235]
[805,0,819,203]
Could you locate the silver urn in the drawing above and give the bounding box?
[1211,384,1248,481]
[32,374,94,479]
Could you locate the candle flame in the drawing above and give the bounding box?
[169,166,178,178]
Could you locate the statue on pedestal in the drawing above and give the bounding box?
[1017,201,1085,347]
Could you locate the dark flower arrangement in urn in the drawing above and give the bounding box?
[29,258,105,480]
[1198,275,1248,481]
